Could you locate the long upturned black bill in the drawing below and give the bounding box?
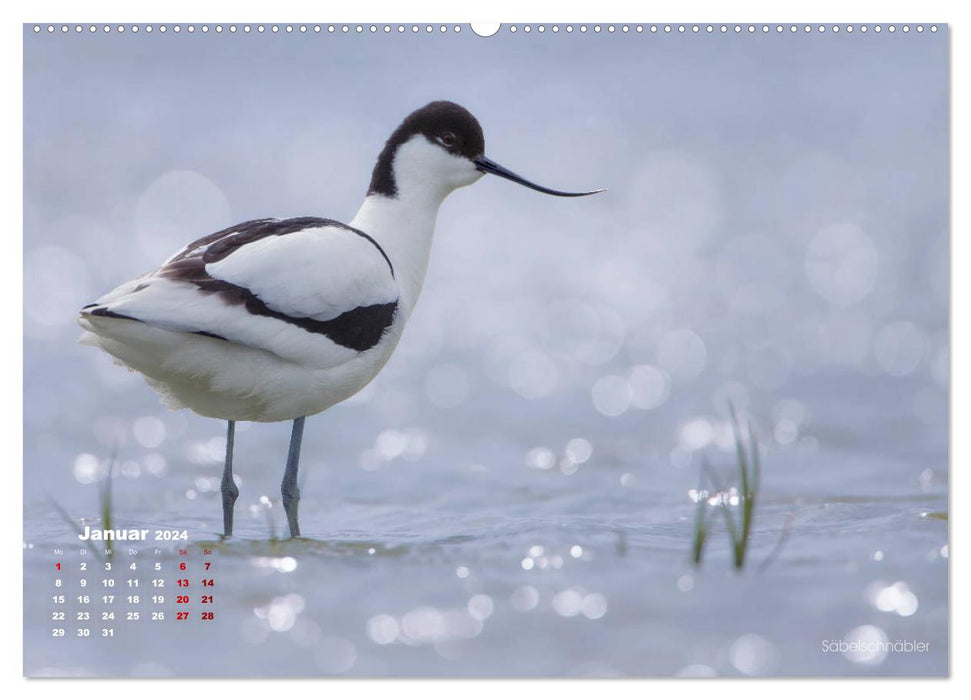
[474,156,605,197]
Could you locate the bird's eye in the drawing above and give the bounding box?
[440,132,457,147]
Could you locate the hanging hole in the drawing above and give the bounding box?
[470,23,501,37]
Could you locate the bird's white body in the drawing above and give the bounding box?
[79,133,480,422]
[78,100,600,538]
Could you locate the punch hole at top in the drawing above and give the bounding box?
[471,23,501,37]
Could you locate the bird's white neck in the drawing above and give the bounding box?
[349,189,445,315]
[350,135,482,315]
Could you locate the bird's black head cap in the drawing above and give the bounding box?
[368,101,485,198]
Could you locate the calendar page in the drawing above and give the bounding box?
[23,21,948,678]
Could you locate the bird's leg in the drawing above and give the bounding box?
[220,420,239,538]
[281,416,306,538]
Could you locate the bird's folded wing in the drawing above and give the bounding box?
[82,218,399,368]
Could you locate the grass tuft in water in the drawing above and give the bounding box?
[99,457,114,536]
[50,454,117,562]
[691,405,761,571]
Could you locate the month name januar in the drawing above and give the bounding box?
[78,526,149,541]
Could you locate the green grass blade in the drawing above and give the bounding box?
[691,468,711,566]
[100,457,114,533]
[727,402,750,495]
[48,496,87,539]
[99,456,116,560]
[738,422,761,568]
[750,422,762,495]
[266,503,278,542]
[703,462,741,554]
[47,497,105,563]
[728,405,751,559]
